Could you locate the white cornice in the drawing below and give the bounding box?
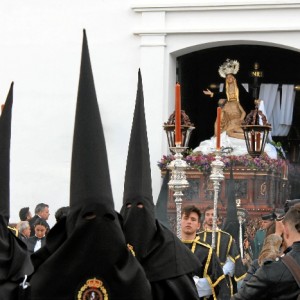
[133,27,300,35]
[132,1,300,12]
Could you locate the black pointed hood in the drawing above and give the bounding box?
[121,71,202,289]
[122,69,153,210]
[155,170,170,229]
[29,31,152,300]
[70,29,113,212]
[0,83,34,300]
[223,166,240,248]
[0,83,13,224]
[121,70,156,260]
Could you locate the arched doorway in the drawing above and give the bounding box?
[176,43,300,199]
[177,44,300,149]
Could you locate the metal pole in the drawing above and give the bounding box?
[239,217,244,259]
[168,145,189,239]
[209,150,224,249]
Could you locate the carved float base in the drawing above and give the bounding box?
[163,167,289,225]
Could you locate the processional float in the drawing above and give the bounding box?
[165,81,271,249]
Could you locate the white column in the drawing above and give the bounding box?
[139,11,168,202]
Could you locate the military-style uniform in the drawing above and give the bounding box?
[183,236,230,300]
[232,241,300,300]
[253,229,266,259]
[198,229,246,295]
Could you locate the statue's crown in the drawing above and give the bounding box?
[218,59,240,78]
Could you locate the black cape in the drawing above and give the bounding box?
[183,236,231,300]
[29,30,152,300]
[198,229,246,294]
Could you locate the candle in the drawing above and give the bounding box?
[283,162,286,178]
[216,107,221,150]
[256,132,261,150]
[175,83,181,145]
[251,132,255,151]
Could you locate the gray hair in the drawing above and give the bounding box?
[17,221,30,234]
[34,203,49,214]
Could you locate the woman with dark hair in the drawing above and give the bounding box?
[27,218,47,254]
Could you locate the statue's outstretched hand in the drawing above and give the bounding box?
[203,89,213,97]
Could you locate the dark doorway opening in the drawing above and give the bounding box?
[177,44,300,149]
[177,44,300,198]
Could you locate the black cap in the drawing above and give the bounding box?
[29,31,152,300]
[261,212,277,221]
[284,199,300,213]
[0,83,34,299]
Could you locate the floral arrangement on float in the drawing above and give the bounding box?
[158,150,286,173]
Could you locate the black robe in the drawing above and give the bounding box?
[29,206,152,300]
[140,221,201,300]
[198,229,246,295]
[183,236,231,300]
[0,215,33,300]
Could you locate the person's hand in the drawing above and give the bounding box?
[243,238,249,249]
[275,219,284,236]
[203,89,213,97]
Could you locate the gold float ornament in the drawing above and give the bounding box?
[77,278,108,300]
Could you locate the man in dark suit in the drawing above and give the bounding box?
[29,203,50,236]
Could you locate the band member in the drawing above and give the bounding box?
[181,205,230,300]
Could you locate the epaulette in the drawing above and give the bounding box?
[7,225,19,237]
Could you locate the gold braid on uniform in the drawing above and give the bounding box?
[7,226,18,237]
[187,236,225,300]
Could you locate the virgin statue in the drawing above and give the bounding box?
[203,59,252,139]
[194,59,277,159]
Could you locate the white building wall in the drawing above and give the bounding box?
[2,0,300,226]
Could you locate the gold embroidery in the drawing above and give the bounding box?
[235,272,247,282]
[206,275,216,300]
[7,226,18,237]
[188,236,226,300]
[217,231,221,258]
[212,274,226,288]
[77,278,108,300]
[127,243,135,257]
